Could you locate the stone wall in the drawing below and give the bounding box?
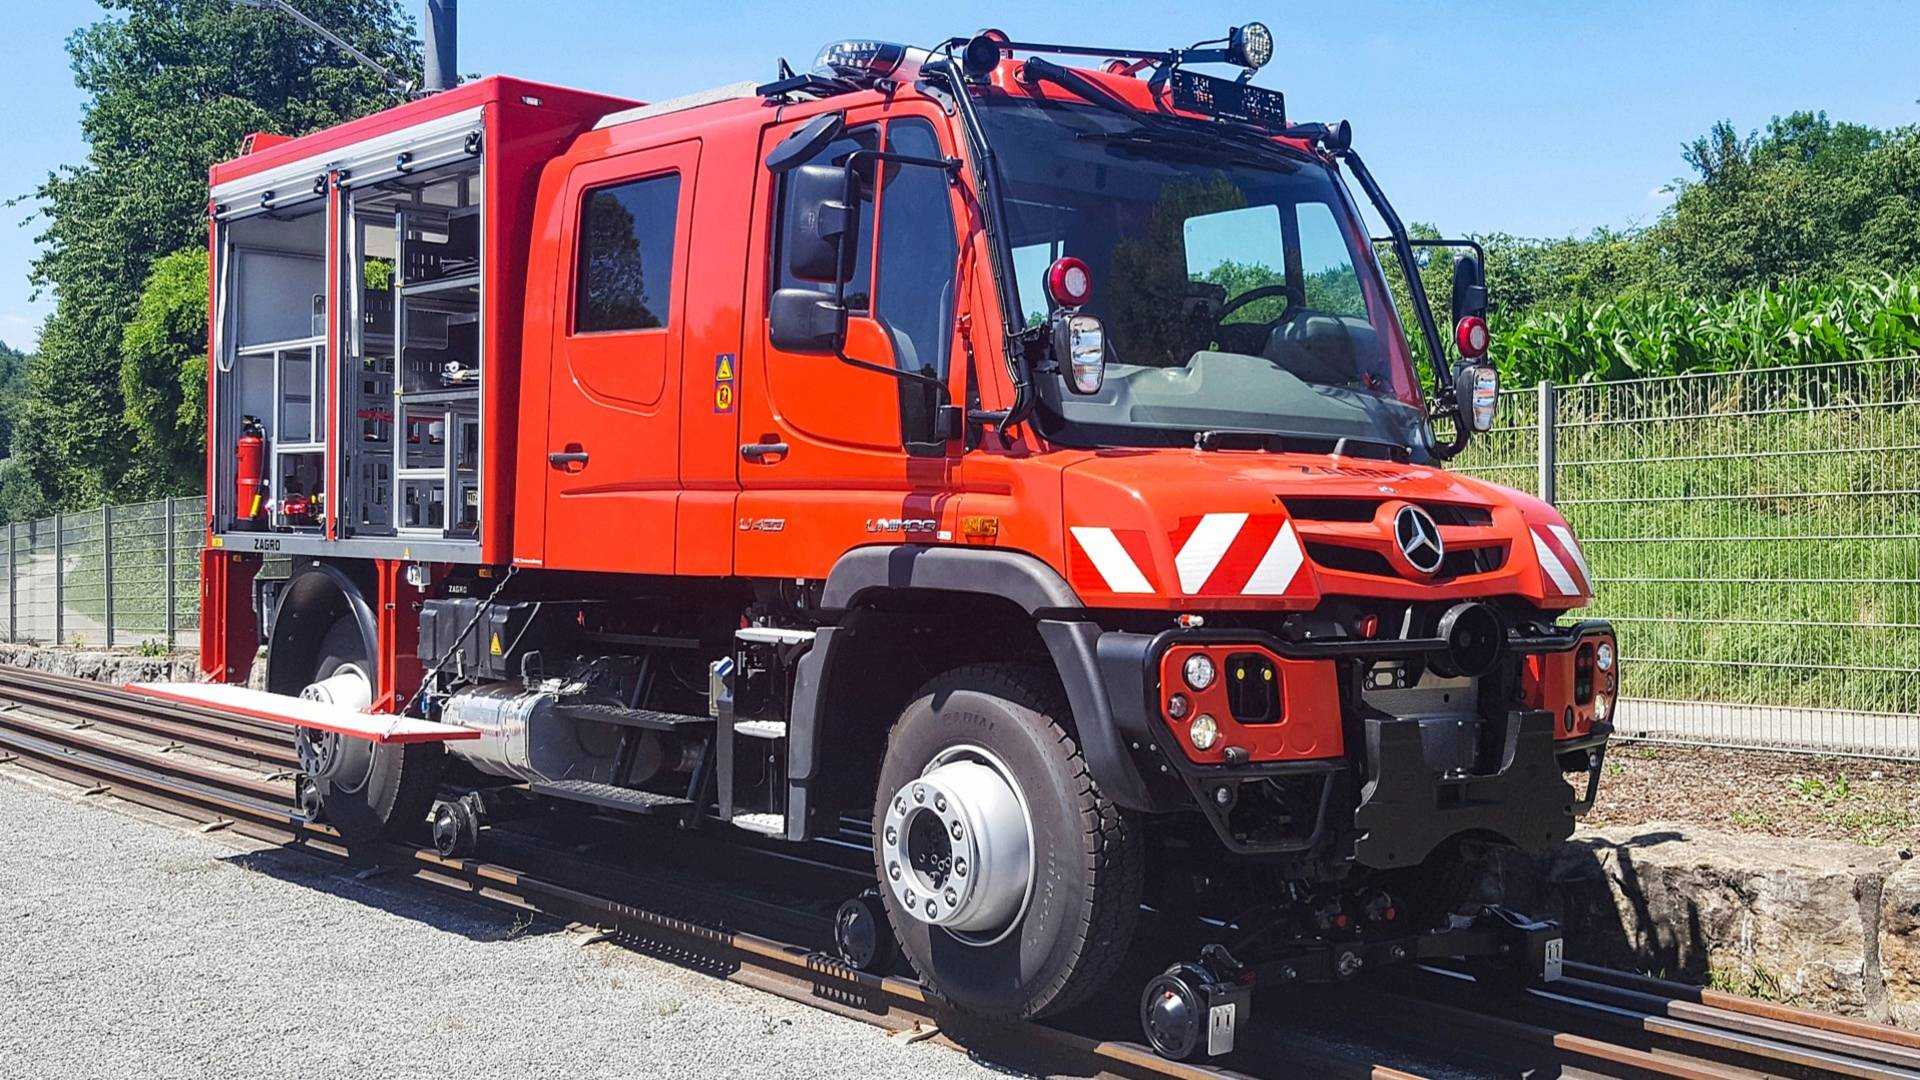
[0,643,198,685]
[1492,822,1917,1025]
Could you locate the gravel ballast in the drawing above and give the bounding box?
[0,771,998,1080]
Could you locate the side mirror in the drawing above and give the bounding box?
[765,112,845,175]
[1451,252,1488,321]
[769,288,846,353]
[1454,363,1499,433]
[782,163,858,284]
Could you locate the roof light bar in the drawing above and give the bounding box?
[815,40,931,82]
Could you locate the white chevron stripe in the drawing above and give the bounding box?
[1174,513,1248,594]
[1242,520,1305,595]
[1546,524,1592,587]
[1069,526,1154,594]
[1531,529,1579,595]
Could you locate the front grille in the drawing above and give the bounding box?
[1306,541,1508,580]
[1305,543,1395,576]
[1440,543,1508,577]
[1283,498,1492,527]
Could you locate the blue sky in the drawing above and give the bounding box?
[2,0,1918,351]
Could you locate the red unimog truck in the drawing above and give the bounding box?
[158,26,1617,1059]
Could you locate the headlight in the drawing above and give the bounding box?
[1183,653,1216,691]
[1189,714,1219,751]
[1596,641,1615,672]
[1594,693,1612,722]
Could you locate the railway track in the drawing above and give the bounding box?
[1,665,1914,1080]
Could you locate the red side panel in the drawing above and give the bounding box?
[198,549,260,686]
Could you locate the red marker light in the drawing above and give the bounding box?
[1455,315,1490,360]
[1356,614,1380,639]
[1046,256,1093,309]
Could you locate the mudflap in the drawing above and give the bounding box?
[1352,708,1577,870]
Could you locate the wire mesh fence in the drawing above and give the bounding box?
[3,358,1916,757]
[1454,355,1920,757]
[4,497,203,651]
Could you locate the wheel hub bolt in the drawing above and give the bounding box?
[895,796,906,813]
[884,826,897,844]
[950,821,964,840]
[925,898,938,917]
[888,862,901,880]
[954,858,967,877]
[943,888,958,906]
[934,794,947,812]
[913,785,925,803]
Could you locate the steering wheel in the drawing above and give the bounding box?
[1209,282,1304,355]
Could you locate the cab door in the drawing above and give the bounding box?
[542,140,700,573]
[734,107,964,579]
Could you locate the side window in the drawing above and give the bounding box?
[576,173,680,333]
[874,118,958,380]
[774,126,878,310]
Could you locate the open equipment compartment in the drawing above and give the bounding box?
[208,104,490,562]
[212,190,331,536]
[342,142,484,540]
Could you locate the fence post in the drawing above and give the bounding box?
[1536,379,1558,505]
[102,504,114,650]
[53,511,64,647]
[164,497,176,650]
[6,522,13,643]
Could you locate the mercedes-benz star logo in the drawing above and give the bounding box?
[1393,505,1445,575]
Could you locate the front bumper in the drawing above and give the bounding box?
[1095,620,1613,862]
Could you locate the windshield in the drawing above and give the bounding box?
[975,95,1430,453]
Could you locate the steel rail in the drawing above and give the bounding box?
[3,669,1916,1079]
[0,673,1308,1080]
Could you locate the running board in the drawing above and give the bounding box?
[124,682,478,745]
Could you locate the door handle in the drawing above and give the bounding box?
[739,441,789,463]
[548,449,589,467]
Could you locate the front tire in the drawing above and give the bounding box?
[872,664,1142,1019]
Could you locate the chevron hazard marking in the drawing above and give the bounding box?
[1174,513,1249,594]
[1069,526,1154,594]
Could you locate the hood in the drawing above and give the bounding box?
[1058,449,1592,611]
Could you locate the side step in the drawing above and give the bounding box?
[553,703,713,732]
[730,812,784,836]
[530,780,692,816]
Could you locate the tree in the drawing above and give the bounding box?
[0,342,29,456]
[120,249,210,491]
[17,0,419,512]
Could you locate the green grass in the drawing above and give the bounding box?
[1456,359,1920,716]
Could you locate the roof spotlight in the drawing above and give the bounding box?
[1226,22,1273,70]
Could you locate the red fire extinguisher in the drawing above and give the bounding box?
[236,415,267,527]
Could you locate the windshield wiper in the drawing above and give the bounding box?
[1194,428,1410,462]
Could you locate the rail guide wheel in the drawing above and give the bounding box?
[832,889,898,974]
[1139,951,1252,1061]
[429,794,485,859]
